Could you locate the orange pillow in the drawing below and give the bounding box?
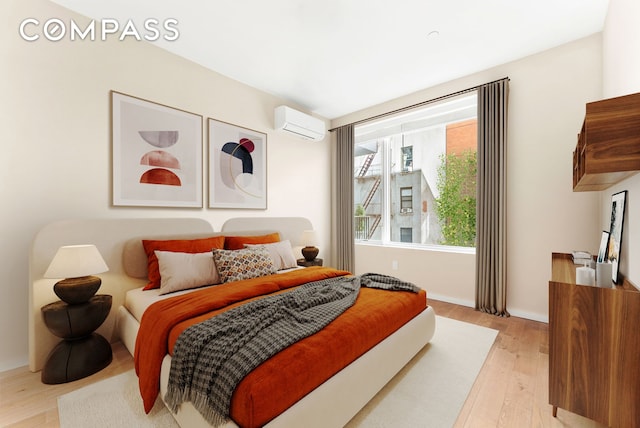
[142,236,226,290]
[224,233,281,250]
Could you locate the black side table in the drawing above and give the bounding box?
[297,258,323,267]
[41,294,112,384]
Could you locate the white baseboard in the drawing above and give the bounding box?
[427,293,475,309]
[507,309,548,324]
[427,293,549,324]
[0,357,29,373]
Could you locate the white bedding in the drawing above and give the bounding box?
[124,267,303,322]
[124,284,214,322]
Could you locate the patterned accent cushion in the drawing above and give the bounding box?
[213,247,276,283]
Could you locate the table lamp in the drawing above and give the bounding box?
[301,230,319,262]
[44,244,109,305]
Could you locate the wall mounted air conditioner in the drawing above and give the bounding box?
[274,105,326,142]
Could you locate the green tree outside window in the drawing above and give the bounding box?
[435,150,477,247]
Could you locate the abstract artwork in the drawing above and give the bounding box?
[208,118,266,209]
[607,190,627,284]
[112,91,202,207]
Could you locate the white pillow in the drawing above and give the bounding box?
[244,240,298,270]
[154,250,220,295]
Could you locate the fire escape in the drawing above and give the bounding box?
[356,152,381,239]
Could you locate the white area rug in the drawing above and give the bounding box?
[57,370,178,428]
[346,316,498,427]
[58,316,497,428]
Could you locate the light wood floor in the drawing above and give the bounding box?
[430,300,604,428]
[0,300,605,428]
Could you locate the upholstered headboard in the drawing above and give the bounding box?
[29,217,314,372]
[221,216,312,246]
[117,216,313,280]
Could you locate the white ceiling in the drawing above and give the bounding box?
[50,0,609,119]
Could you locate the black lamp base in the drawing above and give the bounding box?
[302,246,319,262]
[54,276,101,305]
[42,333,112,384]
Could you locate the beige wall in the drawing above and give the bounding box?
[332,35,603,321]
[600,0,640,286]
[1,0,331,371]
[2,0,632,372]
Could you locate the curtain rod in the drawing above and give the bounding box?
[329,76,509,132]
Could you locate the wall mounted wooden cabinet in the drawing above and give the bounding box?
[549,253,640,427]
[573,92,640,191]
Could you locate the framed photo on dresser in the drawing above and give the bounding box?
[607,190,627,284]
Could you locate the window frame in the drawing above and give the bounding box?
[353,92,478,252]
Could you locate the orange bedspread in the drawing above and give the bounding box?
[135,267,427,427]
[135,267,350,411]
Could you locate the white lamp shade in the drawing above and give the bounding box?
[44,244,109,279]
[301,230,318,247]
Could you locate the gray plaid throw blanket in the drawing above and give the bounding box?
[165,273,419,426]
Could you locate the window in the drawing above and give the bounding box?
[353,93,477,248]
[400,227,413,243]
[401,146,413,172]
[400,187,413,212]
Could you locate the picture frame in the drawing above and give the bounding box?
[208,118,267,209]
[111,91,203,207]
[597,230,609,263]
[607,190,627,284]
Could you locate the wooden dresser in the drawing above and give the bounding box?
[549,253,640,426]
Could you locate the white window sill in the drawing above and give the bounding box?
[355,240,476,255]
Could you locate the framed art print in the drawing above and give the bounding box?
[111,91,203,207]
[208,118,267,209]
[607,190,627,284]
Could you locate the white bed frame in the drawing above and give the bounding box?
[29,217,436,428]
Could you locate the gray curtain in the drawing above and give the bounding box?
[476,79,509,316]
[335,124,355,272]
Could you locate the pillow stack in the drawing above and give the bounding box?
[140,233,299,295]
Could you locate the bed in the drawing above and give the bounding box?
[29,217,436,428]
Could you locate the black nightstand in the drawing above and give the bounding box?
[297,258,323,267]
[41,294,112,384]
